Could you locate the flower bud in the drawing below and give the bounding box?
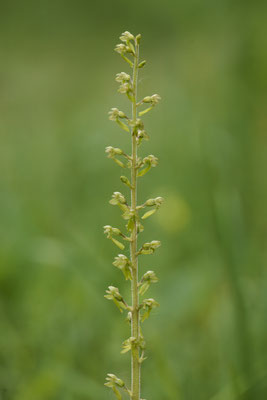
[138,60,146,68]
[136,33,142,43]
[120,175,132,188]
[120,31,135,42]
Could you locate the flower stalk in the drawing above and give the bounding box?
[104,31,162,400]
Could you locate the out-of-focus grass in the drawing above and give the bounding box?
[0,1,267,399]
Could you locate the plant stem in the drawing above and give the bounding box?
[130,39,140,400]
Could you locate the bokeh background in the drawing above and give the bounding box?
[1,1,267,399]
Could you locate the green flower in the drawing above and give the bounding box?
[140,298,159,321]
[116,72,131,83]
[139,270,158,295]
[104,286,127,313]
[113,254,132,280]
[139,240,161,255]
[120,31,135,42]
[109,192,127,206]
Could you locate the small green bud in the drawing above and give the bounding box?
[120,175,132,188]
[142,96,153,103]
[138,60,146,68]
[136,33,142,43]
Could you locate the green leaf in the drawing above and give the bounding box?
[138,60,146,68]
[120,175,132,188]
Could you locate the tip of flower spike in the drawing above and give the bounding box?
[120,31,135,42]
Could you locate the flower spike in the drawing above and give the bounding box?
[104,31,162,400]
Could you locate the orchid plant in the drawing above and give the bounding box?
[104,31,162,400]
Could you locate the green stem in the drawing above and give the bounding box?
[130,39,140,400]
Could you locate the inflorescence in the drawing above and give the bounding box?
[104,31,162,400]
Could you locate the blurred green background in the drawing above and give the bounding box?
[1,0,267,399]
